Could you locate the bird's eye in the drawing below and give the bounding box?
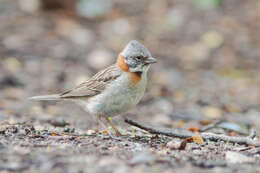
[136,56,142,60]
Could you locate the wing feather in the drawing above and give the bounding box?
[60,64,122,98]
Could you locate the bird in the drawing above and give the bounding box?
[30,40,157,136]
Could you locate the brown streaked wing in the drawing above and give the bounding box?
[60,64,122,98]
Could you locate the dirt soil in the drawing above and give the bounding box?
[0,0,260,172]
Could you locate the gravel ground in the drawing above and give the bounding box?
[0,0,260,172]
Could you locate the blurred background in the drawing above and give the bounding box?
[0,0,260,132]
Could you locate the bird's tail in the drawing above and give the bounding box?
[29,94,61,101]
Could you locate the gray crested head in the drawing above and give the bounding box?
[121,40,157,73]
[121,40,151,59]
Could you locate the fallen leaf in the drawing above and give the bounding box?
[186,137,193,143]
[229,131,238,136]
[102,130,108,134]
[192,135,204,144]
[199,119,212,125]
[188,127,199,132]
[51,132,57,136]
[179,140,187,150]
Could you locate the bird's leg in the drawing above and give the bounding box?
[95,116,101,133]
[96,116,114,137]
[97,116,108,130]
[105,117,122,136]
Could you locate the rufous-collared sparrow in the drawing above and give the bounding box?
[30,40,157,136]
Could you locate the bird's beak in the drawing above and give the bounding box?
[145,57,157,64]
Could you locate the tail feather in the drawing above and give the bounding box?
[29,94,61,101]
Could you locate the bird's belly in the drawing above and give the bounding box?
[86,78,146,117]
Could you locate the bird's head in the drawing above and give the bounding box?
[118,40,157,73]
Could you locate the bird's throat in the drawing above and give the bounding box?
[130,71,142,85]
[117,54,142,85]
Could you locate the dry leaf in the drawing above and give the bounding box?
[51,132,57,136]
[188,127,199,132]
[229,131,238,136]
[199,119,212,125]
[179,140,187,150]
[192,135,204,144]
[185,137,193,143]
[102,130,108,134]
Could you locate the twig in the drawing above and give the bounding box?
[248,129,256,139]
[199,120,223,132]
[125,119,260,146]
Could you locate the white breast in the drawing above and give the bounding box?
[85,72,147,117]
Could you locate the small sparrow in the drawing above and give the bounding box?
[30,40,157,136]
